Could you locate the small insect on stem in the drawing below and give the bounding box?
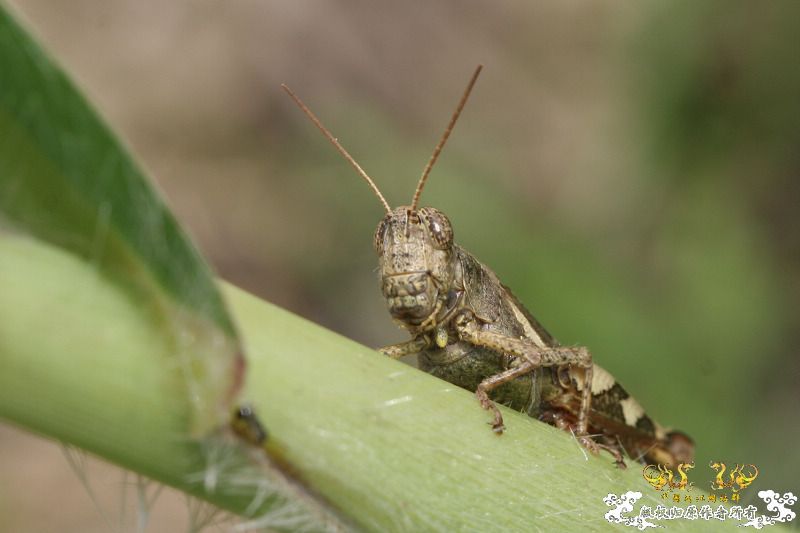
[231,404,268,447]
[283,65,694,469]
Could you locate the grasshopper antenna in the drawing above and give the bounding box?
[411,64,483,210]
[282,84,392,214]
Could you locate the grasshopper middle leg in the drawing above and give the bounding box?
[474,360,538,433]
[454,311,599,455]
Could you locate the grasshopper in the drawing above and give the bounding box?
[282,66,694,468]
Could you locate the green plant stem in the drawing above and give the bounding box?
[0,232,734,531]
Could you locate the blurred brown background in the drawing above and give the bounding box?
[1,1,799,531]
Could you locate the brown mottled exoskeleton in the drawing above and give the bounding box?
[282,66,694,468]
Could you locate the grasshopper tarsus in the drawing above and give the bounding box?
[593,439,628,469]
[476,385,507,433]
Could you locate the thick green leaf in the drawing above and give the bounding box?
[0,3,241,434]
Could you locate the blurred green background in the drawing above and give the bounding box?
[1,1,798,531]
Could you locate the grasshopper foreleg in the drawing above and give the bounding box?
[379,336,430,359]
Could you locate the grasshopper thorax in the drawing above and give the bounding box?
[374,206,455,328]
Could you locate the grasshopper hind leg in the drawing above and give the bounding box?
[539,409,627,468]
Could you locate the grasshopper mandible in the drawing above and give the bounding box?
[282,66,694,468]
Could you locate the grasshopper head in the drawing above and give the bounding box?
[374,206,455,327]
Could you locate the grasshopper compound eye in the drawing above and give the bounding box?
[419,207,453,250]
[373,215,391,254]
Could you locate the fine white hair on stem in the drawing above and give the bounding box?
[568,427,590,462]
[61,445,116,531]
[186,495,231,533]
[134,474,163,533]
[185,435,346,532]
